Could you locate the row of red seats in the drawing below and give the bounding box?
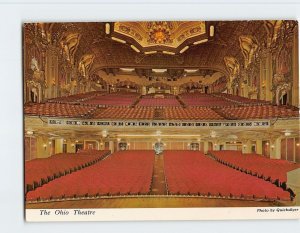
[25,150,110,193]
[26,150,155,201]
[93,106,155,119]
[214,93,270,105]
[218,105,299,119]
[24,102,299,120]
[164,107,224,120]
[179,93,234,107]
[48,91,102,103]
[24,103,96,118]
[137,97,181,107]
[209,150,300,184]
[83,93,140,106]
[164,150,290,201]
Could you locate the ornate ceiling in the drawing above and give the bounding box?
[24,21,290,84]
[111,21,208,53]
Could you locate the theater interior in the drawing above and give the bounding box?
[24,21,300,209]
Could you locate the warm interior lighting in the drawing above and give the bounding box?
[152,69,167,73]
[144,51,157,55]
[120,68,134,72]
[102,130,108,138]
[210,25,214,37]
[26,130,33,135]
[284,131,291,136]
[111,37,126,44]
[185,69,198,73]
[162,51,175,55]
[105,23,110,34]
[193,38,208,45]
[130,45,140,53]
[179,46,189,54]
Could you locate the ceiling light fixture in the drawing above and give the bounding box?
[162,51,175,55]
[105,23,110,34]
[111,37,126,44]
[193,38,208,45]
[144,51,157,55]
[130,45,140,53]
[209,25,214,37]
[120,68,134,72]
[179,46,189,54]
[185,69,198,73]
[152,69,167,73]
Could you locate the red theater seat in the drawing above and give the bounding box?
[26,150,154,201]
[164,150,290,201]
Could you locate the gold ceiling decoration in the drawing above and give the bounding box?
[112,21,208,53]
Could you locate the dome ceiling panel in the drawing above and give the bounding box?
[111,21,209,53]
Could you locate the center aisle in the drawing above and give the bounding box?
[150,154,167,195]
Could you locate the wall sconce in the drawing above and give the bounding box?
[71,143,75,147]
[117,138,121,142]
[271,145,275,149]
[243,144,247,148]
[296,143,300,147]
[26,130,33,135]
[43,144,47,150]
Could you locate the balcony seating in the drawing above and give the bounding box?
[25,150,110,193]
[218,105,299,119]
[93,106,155,119]
[26,150,154,201]
[24,103,96,118]
[164,107,224,120]
[164,150,290,201]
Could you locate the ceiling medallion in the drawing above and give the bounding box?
[147,21,173,45]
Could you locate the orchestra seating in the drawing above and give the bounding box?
[82,92,140,106]
[164,150,290,201]
[209,150,300,185]
[179,93,234,107]
[93,106,155,119]
[217,105,299,119]
[24,102,97,118]
[25,150,110,193]
[137,95,181,106]
[26,150,154,201]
